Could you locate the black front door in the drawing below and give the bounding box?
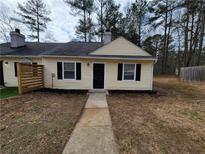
[0,61,4,86]
[93,63,104,89]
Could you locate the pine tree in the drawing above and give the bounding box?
[143,34,163,55]
[148,0,177,73]
[103,0,122,40]
[17,0,51,42]
[65,0,95,42]
[76,16,95,42]
[129,0,148,46]
[122,0,148,46]
[95,0,106,42]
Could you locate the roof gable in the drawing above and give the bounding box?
[90,37,151,57]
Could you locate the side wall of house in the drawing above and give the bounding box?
[0,58,42,87]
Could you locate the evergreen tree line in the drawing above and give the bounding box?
[1,0,205,74]
[65,0,205,74]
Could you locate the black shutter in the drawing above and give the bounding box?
[57,62,62,79]
[14,62,17,77]
[136,64,141,81]
[76,63,81,80]
[117,63,123,80]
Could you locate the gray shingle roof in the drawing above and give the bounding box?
[0,42,59,56]
[0,42,103,56]
[41,42,104,56]
[0,41,155,60]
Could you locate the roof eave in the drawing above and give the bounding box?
[0,55,41,58]
[0,55,156,61]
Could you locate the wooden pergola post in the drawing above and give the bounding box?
[17,63,22,94]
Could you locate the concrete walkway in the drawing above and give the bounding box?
[62,92,118,154]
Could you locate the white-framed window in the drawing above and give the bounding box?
[63,62,76,79]
[123,64,136,80]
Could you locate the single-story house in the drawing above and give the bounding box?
[0,29,156,91]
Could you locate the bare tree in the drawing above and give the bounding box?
[0,3,14,42]
[197,0,205,65]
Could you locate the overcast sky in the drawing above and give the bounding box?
[1,0,135,43]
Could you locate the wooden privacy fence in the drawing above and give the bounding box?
[180,66,205,81]
[17,63,44,94]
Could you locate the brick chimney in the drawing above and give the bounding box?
[103,29,111,44]
[10,29,26,48]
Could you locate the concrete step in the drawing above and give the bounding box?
[88,89,109,95]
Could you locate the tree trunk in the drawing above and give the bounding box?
[197,5,205,65]
[186,14,201,66]
[164,10,172,72]
[88,14,92,42]
[83,0,87,42]
[36,4,39,42]
[161,0,168,74]
[183,12,189,66]
[186,14,195,66]
[176,27,181,76]
[100,0,103,42]
[138,15,142,47]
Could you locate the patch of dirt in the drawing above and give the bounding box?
[108,76,205,154]
[0,91,87,154]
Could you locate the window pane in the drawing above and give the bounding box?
[64,71,75,79]
[124,64,135,80]
[124,72,134,80]
[124,64,135,72]
[64,63,74,71]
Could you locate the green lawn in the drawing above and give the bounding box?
[0,87,18,99]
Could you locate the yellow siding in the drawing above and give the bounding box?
[105,61,153,90]
[43,57,153,90]
[43,58,92,89]
[0,57,42,87]
[91,37,151,56]
[1,57,154,90]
